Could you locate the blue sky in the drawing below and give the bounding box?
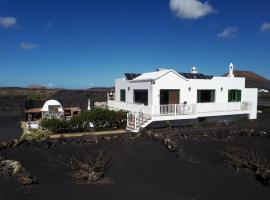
[0,0,270,88]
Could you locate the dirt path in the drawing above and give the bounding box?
[49,129,128,139]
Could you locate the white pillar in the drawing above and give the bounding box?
[87,98,91,111]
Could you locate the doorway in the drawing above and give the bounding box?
[160,90,180,105]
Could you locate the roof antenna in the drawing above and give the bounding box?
[227,62,234,77]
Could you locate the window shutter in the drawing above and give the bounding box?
[237,90,241,101]
[120,89,126,102]
[228,90,231,102]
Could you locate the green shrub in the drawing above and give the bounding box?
[40,108,128,133]
[40,118,70,133]
[22,129,52,141]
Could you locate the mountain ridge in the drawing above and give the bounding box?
[223,70,270,90]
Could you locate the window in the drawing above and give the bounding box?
[49,105,60,113]
[228,89,241,102]
[197,90,215,103]
[120,89,126,102]
[134,90,148,105]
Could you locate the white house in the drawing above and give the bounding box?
[107,63,258,132]
[41,99,64,119]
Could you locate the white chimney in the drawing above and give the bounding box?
[227,62,234,77]
[191,66,198,74]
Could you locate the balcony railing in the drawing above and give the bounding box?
[107,100,148,113]
[152,104,196,116]
[196,101,252,113]
[107,100,252,118]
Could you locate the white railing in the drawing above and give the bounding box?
[152,104,196,116]
[197,101,252,113]
[107,100,151,114]
[109,101,252,130]
[42,111,64,119]
[127,112,151,130]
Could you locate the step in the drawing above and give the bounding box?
[139,120,152,128]
[125,126,140,133]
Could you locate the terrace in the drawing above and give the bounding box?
[107,100,252,130]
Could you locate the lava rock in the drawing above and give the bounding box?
[18,175,34,185]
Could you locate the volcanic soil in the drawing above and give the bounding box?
[1,113,270,200]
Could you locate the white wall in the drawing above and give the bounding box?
[115,78,153,105]
[153,73,246,106]
[115,79,127,102]
[242,88,258,119]
[189,77,246,103]
[152,71,188,105]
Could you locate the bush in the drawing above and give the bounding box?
[40,108,127,133]
[40,118,70,133]
[87,108,127,130]
[22,129,52,141]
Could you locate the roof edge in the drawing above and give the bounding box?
[130,70,189,82]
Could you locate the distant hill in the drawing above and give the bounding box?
[223,70,270,90]
[89,87,114,92]
[27,84,48,89]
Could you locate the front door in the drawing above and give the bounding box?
[160,90,180,105]
[169,90,179,104]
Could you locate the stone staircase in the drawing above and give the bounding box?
[126,112,152,132]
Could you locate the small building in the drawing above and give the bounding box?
[41,100,64,118]
[107,63,258,132]
[25,99,81,121]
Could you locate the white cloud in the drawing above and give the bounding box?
[260,22,270,32]
[20,42,39,50]
[47,83,54,87]
[0,16,17,28]
[217,27,239,39]
[169,0,216,20]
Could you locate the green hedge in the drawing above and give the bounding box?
[40,108,127,133]
[22,129,52,141]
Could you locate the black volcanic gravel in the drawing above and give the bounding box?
[0,111,270,200]
[0,116,22,141]
[1,128,270,200]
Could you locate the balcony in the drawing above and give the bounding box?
[107,100,252,119]
[196,101,252,113]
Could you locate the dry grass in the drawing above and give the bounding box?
[53,150,113,184]
[217,147,270,186]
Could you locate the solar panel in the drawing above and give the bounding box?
[178,72,213,79]
[125,73,141,80]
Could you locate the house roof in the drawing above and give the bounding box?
[130,69,188,82]
[126,69,213,82]
[25,107,80,114]
[25,108,42,113]
[132,70,169,81]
